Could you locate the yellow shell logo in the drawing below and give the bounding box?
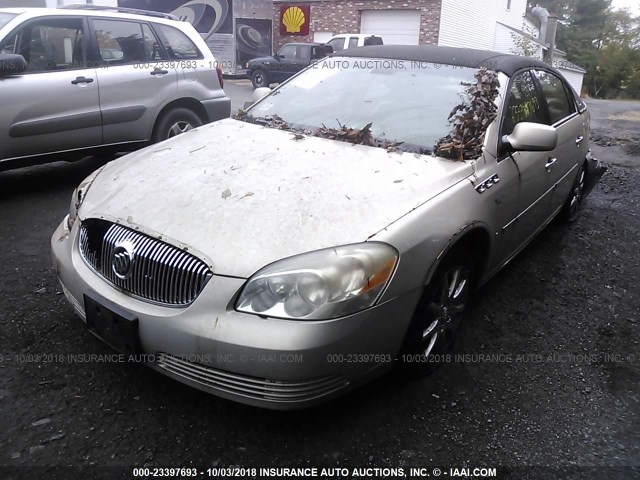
[282,6,305,33]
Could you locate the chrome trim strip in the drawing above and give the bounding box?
[156,353,350,402]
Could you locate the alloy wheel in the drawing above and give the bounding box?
[167,121,194,138]
[421,265,470,358]
[568,168,586,219]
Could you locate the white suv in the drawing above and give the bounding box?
[0,6,230,171]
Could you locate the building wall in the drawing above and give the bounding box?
[438,0,527,50]
[273,0,442,50]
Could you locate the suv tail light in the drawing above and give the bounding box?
[216,65,224,88]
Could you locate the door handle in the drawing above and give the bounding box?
[545,158,557,171]
[71,76,93,85]
[150,68,169,75]
[576,135,584,145]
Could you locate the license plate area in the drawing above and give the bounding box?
[84,292,140,354]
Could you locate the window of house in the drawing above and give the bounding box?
[0,17,85,72]
[533,70,575,124]
[502,71,546,136]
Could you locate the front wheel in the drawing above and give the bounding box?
[562,163,587,222]
[251,69,269,89]
[398,253,473,377]
[152,107,203,143]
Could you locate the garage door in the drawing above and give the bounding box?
[360,10,421,45]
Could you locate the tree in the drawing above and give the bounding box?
[528,0,640,98]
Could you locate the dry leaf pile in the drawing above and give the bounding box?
[434,67,500,161]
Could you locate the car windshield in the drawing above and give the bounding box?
[0,13,16,30]
[246,57,484,152]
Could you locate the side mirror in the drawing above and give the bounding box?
[502,122,557,152]
[252,87,271,103]
[0,54,27,77]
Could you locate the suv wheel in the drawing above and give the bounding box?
[251,69,269,89]
[153,108,203,143]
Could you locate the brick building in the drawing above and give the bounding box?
[274,0,442,49]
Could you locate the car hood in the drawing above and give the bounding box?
[80,119,474,278]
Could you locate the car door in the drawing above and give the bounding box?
[90,18,177,144]
[498,70,556,252]
[531,69,588,210]
[271,44,298,82]
[0,15,101,162]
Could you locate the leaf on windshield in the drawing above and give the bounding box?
[434,67,500,161]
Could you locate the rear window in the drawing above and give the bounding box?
[364,36,383,46]
[155,23,202,60]
[0,13,16,31]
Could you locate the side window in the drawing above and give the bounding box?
[502,70,546,136]
[295,45,310,60]
[327,38,344,51]
[154,24,202,60]
[278,45,296,60]
[142,23,165,61]
[0,17,85,72]
[364,36,383,46]
[93,19,147,64]
[533,70,574,124]
[348,37,358,49]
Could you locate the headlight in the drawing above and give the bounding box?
[236,243,398,320]
[67,166,105,230]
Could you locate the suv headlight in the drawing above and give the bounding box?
[236,243,398,320]
[67,166,105,230]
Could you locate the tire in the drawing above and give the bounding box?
[251,69,269,89]
[561,163,587,223]
[152,107,203,143]
[398,252,474,377]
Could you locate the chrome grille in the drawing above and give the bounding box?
[157,353,350,403]
[79,220,212,306]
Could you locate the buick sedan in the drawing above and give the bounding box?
[51,46,605,409]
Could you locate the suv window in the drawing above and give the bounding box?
[533,70,574,124]
[93,19,162,64]
[348,37,358,49]
[0,17,85,72]
[327,38,344,51]
[502,70,546,136]
[155,23,202,60]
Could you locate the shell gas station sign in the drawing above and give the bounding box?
[279,5,311,35]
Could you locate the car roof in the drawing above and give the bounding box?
[0,7,180,25]
[337,45,558,77]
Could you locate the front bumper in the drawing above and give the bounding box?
[51,219,419,409]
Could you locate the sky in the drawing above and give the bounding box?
[611,0,640,15]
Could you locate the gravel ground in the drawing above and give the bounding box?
[0,100,639,479]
